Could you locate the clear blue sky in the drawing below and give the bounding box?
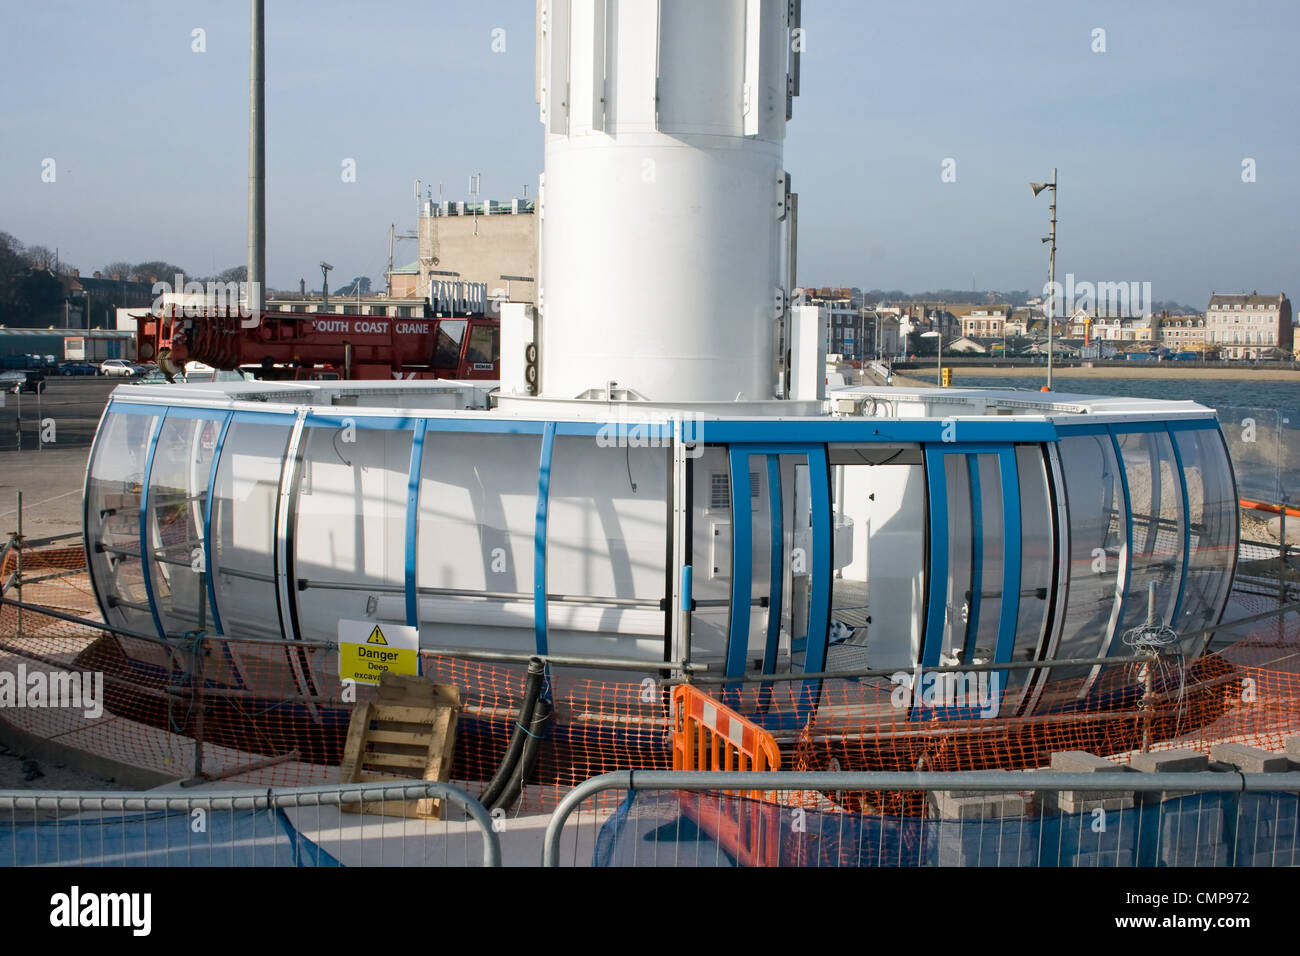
[2,0,1296,307]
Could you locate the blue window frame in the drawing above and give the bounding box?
[723,443,831,728]
[918,443,1022,720]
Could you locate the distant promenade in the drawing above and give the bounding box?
[876,362,1300,389]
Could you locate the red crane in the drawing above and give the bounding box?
[137,304,500,382]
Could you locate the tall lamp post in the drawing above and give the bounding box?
[922,329,942,385]
[1031,169,1058,390]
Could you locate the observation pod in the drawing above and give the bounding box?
[76,3,1240,772]
[83,381,1238,749]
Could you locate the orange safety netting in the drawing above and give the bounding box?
[2,543,1298,813]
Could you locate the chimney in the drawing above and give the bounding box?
[93,271,102,279]
[72,269,80,278]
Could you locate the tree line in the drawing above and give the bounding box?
[0,230,247,327]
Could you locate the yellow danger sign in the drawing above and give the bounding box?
[338,620,419,685]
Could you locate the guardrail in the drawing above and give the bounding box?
[543,769,1300,867]
[0,780,501,867]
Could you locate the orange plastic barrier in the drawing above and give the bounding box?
[672,684,783,866]
[1240,498,1300,519]
[672,684,781,787]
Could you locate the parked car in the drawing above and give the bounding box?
[131,368,170,385]
[0,370,47,394]
[58,361,99,376]
[100,359,137,377]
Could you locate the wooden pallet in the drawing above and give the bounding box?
[338,673,461,819]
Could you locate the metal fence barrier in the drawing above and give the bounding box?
[0,780,501,867]
[0,380,113,453]
[543,770,1300,867]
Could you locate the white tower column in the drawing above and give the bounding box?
[533,0,799,403]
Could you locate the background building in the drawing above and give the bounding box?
[1088,313,1160,344]
[387,261,421,298]
[868,309,900,359]
[959,306,1007,338]
[810,292,861,357]
[1205,292,1293,360]
[407,197,537,306]
[1160,313,1207,352]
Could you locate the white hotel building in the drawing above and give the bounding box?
[1205,292,1293,360]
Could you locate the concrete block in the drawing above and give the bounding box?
[1234,793,1300,867]
[930,790,1027,820]
[1067,835,1140,867]
[1129,749,1209,773]
[1130,748,1211,803]
[1047,806,1139,866]
[1040,752,1134,812]
[1285,736,1300,762]
[1050,750,1120,772]
[1211,742,1291,773]
[1156,799,1229,866]
[1071,847,1139,867]
[1041,791,1134,814]
[929,820,1039,866]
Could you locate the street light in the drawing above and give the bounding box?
[922,329,942,386]
[1031,169,1058,390]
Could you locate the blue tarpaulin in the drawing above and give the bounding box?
[594,790,1300,867]
[0,807,340,867]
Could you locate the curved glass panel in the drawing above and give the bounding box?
[85,409,159,636]
[145,416,221,638]
[414,431,541,652]
[1173,427,1237,649]
[968,453,1006,666]
[742,454,778,669]
[210,420,292,641]
[1115,430,1185,637]
[1051,433,1124,688]
[930,452,1006,669]
[937,455,974,665]
[546,435,668,662]
[1009,445,1055,706]
[293,424,412,643]
[783,457,814,673]
[729,451,818,676]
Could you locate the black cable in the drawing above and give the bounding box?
[493,692,553,813]
[331,428,352,467]
[479,657,546,810]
